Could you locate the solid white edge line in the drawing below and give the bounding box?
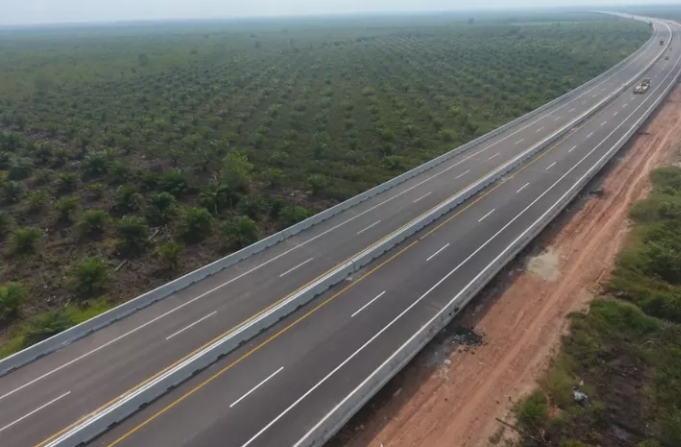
[351,291,387,318]
[516,182,530,194]
[284,33,680,447]
[0,391,71,434]
[279,258,315,277]
[413,192,432,203]
[426,243,450,262]
[6,17,663,409]
[546,162,557,170]
[165,312,217,341]
[45,20,673,447]
[229,367,284,409]
[280,48,676,447]
[478,209,495,222]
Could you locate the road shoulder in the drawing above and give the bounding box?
[327,83,681,447]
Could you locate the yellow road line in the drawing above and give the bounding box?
[100,125,577,447]
[34,137,521,447]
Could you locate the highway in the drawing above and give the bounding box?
[0,14,677,447]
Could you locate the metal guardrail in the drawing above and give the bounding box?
[0,19,658,377]
[40,19,672,447]
[296,21,681,447]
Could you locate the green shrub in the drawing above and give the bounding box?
[238,195,267,221]
[56,197,80,222]
[651,166,681,194]
[179,207,212,243]
[109,160,132,184]
[116,216,150,254]
[589,298,659,337]
[220,150,253,191]
[33,169,54,185]
[8,156,34,180]
[637,441,661,447]
[263,168,283,187]
[559,440,586,447]
[158,168,188,197]
[0,131,22,152]
[10,226,43,256]
[147,192,177,225]
[661,411,681,447]
[77,210,110,237]
[55,172,79,193]
[158,242,183,271]
[2,180,25,203]
[222,215,258,249]
[513,391,548,432]
[22,311,75,347]
[82,153,111,177]
[114,184,144,212]
[307,174,328,197]
[269,197,285,219]
[199,182,238,215]
[539,354,578,409]
[0,282,26,320]
[86,183,104,199]
[279,205,312,228]
[439,129,454,142]
[0,211,13,236]
[27,190,50,212]
[67,257,112,297]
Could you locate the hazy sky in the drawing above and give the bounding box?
[3,0,680,26]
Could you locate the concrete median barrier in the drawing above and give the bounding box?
[39,24,674,446]
[0,22,658,377]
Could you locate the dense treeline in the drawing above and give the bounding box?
[511,167,681,447]
[0,13,649,355]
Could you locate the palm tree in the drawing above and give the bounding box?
[222,216,258,249]
[199,182,238,215]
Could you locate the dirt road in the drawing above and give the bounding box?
[328,84,681,447]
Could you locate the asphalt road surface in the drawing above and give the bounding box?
[0,16,677,447]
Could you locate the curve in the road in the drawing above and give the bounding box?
[0,14,675,447]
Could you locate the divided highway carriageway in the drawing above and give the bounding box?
[0,12,679,447]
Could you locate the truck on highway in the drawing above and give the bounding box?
[634,78,651,94]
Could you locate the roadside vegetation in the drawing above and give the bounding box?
[0,12,650,355]
[510,167,681,447]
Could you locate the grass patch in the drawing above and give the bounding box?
[0,299,114,359]
[514,167,681,447]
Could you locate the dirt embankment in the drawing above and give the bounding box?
[327,84,681,447]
